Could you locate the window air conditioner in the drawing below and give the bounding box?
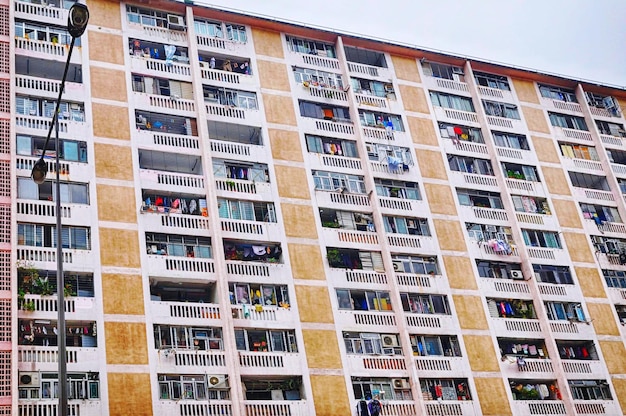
[19,372,39,387]
[392,261,404,272]
[382,334,399,347]
[167,14,186,30]
[208,375,228,389]
[510,270,524,280]
[392,379,410,389]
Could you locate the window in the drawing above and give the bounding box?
[474,71,510,90]
[17,224,90,249]
[159,374,229,401]
[234,329,297,352]
[213,160,269,183]
[483,100,520,119]
[544,301,585,322]
[16,95,85,121]
[548,112,588,130]
[294,67,343,89]
[15,20,78,46]
[203,86,258,109]
[286,35,336,58]
[350,77,393,97]
[384,216,430,236]
[18,373,99,401]
[344,46,386,68]
[591,236,626,254]
[580,203,621,223]
[336,289,392,311]
[556,340,598,361]
[207,121,262,145]
[135,110,196,135]
[352,378,411,401]
[502,162,539,181]
[218,199,276,222]
[366,143,412,164]
[146,233,211,258]
[306,135,357,157]
[539,84,577,102]
[429,91,475,112]
[568,380,612,400]
[312,170,366,194]
[139,149,202,175]
[422,62,463,81]
[319,209,374,231]
[392,255,438,275]
[229,283,289,307]
[225,24,247,43]
[457,188,503,209]
[511,195,549,214]
[343,332,401,356]
[595,120,625,137]
[439,122,483,143]
[359,110,404,131]
[223,241,282,263]
[299,101,350,121]
[522,229,561,249]
[533,265,573,285]
[374,179,420,200]
[486,298,536,319]
[400,293,450,315]
[568,172,609,191]
[142,192,207,216]
[411,335,461,357]
[126,5,169,28]
[607,148,626,165]
[18,178,89,204]
[559,143,599,160]
[498,338,547,358]
[327,248,384,271]
[154,325,222,351]
[466,223,513,243]
[420,378,471,401]
[194,19,224,38]
[510,379,559,400]
[448,155,493,175]
[492,132,529,150]
[19,319,96,347]
[603,269,626,288]
[476,261,522,280]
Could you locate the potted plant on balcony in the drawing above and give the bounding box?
[326,248,342,268]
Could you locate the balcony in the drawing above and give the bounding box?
[485,115,524,131]
[490,317,543,338]
[505,178,545,196]
[448,171,499,191]
[18,401,102,416]
[196,34,252,56]
[495,145,532,161]
[414,356,468,377]
[561,157,604,174]
[140,169,205,195]
[300,117,355,139]
[225,260,289,282]
[290,52,341,71]
[321,228,379,250]
[387,234,437,255]
[127,22,187,46]
[541,97,583,114]
[141,210,211,236]
[584,220,626,239]
[600,134,624,149]
[18,294,96,320]
[537,283,582,301]
[515,212,559,228]
[423,75,470,95]
[370,161,411,177]
[220,219,282,242]
[129,55,191,81]
[243,400,309,416]
[361,126,408,143]
[15,37,82,65]
[345,354,407,377]
[404,314,456,333]
[15,0,68,25]
[562,360,607,378]
[145,254,215,280]
[238,352,302,376]
[231,304,294,324]
[458,205,509,224]
[526,247,570,264]
[307,153,362,174]
[443,139,489,157]
[18,346,99,372]
[209,140,266,164]
[607,287,626,305]
[16,75,84,103]
[297,83,348,105]
[215,178,272,200]
[134,130,200,154]
[378,197,427,216]
[346,62,392,80]
[396,273,447,293]
[16,156,92,185]
[16,114,88,140]
[150,301,220,325]
[467,241,521,262]
[478,279,531,299]
[201,67,255,90]
[205,102,262,125]
[500,357,554,378]
[574,400,622,415]
[572,187,616,203]
[155,349,227,374]
[423,401,478,416]
[477,85,514,102]
[327,268,388,288]
[549,320,596,339]
[511,401,566,416]
[132,92,196,117]
[336,310,396,329]
[16,200,92,227]
[17,247,95,272]
[611,162,626,179]
[554,127,593,142]
[433,107,480,126]
[315,190,370,209]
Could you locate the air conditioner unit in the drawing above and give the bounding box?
[381,334,399,347]
[19,372,39,387]
[167,14,186,30]
[207,375,228,389]
[382,347,395,355]
[392,261,404,272]
[392,378,410,389]
[510,270,524,280]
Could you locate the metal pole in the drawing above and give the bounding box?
[55,112,68,416]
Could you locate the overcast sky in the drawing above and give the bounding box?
[199,0,626,88]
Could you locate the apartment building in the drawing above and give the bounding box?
[4,0,626,415]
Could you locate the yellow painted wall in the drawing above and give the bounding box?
[274,165,310,199]
[512,78,539,104]
[574,267,607,299]
[464,335,499,372]
[587,303,620,335]
[251,28,284,58]
[88,32,125,65]
[257,60,291,91]
[391,55,421,83]
[288,243,325,280]
[398,85,430,114]
[611,378,626,414]
[531,136,560,163]
[424,183,457,215]
[474,377,513,416]
[551,199,582,229]
[92,104,131,141]
[415,149,447,180]
[302,329,343,368]
[541,167,571,196]
[268,129,303,162]
[101,273,145,315]
[310,375,351,416]
[598,341,626,373]
[521,106,550,133]
[407,116,439,146]
[87,0,122,30]
[433,220,466,252]
[94,143,133,180]
[90,67,127,101]
[96,184,136,223]
[104,322,148,364]
[99,228,140,268]
[281,203,318,239]
[562,232,595,263]
[107,373,153,416]
[443,256,477,290]
[453,295,488,330]
[294,285,334,323]
[262,94,297,125]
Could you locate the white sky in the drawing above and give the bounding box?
[199,0,626,88]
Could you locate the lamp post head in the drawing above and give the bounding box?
[67,3,89,38]
[31,158,48,185]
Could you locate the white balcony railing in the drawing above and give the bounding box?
[139,169,205,194]
[433,106,479,124]
[315,189,370,208]
[355,93,387,108]
[423,401,477,416]
[306,85,348,101]
[150,301,220,321]
[299,53,340,70]
[600,134,624,147]
[225,260,288,281]
[512,400,566,415]
[231,304,293,322]
[243,401,309,416]
[477,86,514,101]
[145,255,215,279]
[18,346,99,368]
[18,401,100,416]
[238,352,301,373]
[560,127,593,142]
[15,0,67,22]
[491,317,542,336]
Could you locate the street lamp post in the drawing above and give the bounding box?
[30,4,89,416]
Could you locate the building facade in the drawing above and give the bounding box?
[4,0,626,414]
